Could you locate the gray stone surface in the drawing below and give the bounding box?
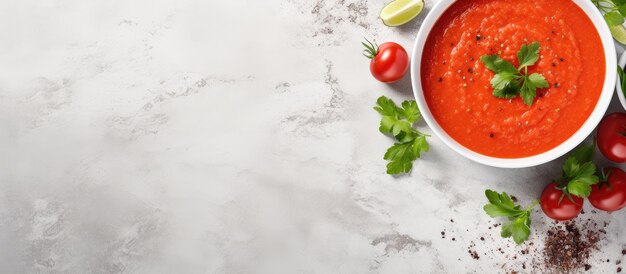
[1,0,625,273]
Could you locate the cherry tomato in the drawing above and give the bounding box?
[589,167,626,212]
[597,113,626,163]
[540,182,583,221]
[362,39,409,83]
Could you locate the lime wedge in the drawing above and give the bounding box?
[610,24,626,45]
[380,0,424,27]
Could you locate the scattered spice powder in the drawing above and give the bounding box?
[473,216,610,273]
[467,241,480,260]
[543,221,604,272]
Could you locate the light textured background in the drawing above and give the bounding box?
[1,0,626,273]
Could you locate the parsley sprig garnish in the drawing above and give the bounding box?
[480,42,549,106]
[483,144,599,245]
[483,190,539,244]
[558,144,599,199]
[374,96,429,175]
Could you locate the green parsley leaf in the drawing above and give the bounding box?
[480,42,548,106]
[491,71,519,90]
[567,178,595,197]
[571,143,594,163]
[605,11,625,26]
[384,141,417,174]
[517,42,540,69]
[390,119,414,140]
[483,190,537,245]
[412,135,429,156]
[374,96,429,175]
[375,97,418,141]
[519,73,548,106]
[577,162,597,178]
[503,213,531,245]
[398,100,421,123]
[480,55,518,74]
[562,157,580,178]
[520,77,537,106]
[493,81,521,99]
[567,162,599,198]
[528,73,549,88]
[560,144,600,198]
[383,136,429,175]
[379,115,397,134]
[619,4,626,17]
[374,96,399,118]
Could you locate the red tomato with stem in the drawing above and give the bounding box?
[597,113,626,163]
[362,39,409,83]
[540,182,583,221]
[589,167,626,212]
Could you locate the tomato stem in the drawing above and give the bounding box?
[361,38,379,59]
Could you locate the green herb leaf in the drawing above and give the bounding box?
[384,142,417,174]
[517,42,540,69]
[374,96,399,118]
[483,190,537,245]
[506,214,531,245]
[398,100,421,123]
[605,11,625,26]
[567,177,595,197]
[527,73,549,88]
[412,135,429,156]
[483,190,522,217]
[481,55,518,74]
[491,72,519,90]
[577,162,597,178]
[493,81,521,99]
[560,144,600,198]
[374,96,429,175]
[519,73,548,106]
[570,144,594,163]
[562,157,580,178]
[618,4,626,17]
[520,77,537,106]
[375,96,418,140]
[480,42,548,106]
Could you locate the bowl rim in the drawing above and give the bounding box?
[410,0,616,168]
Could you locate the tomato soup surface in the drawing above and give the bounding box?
[421,0,605,158]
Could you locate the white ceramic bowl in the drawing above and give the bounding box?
[410,0,616,168]
[617,51,626,110]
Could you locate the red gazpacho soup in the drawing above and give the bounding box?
[421,0,605,158]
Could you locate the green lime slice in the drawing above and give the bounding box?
[610,24,626,45]
[380,0,424,27]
